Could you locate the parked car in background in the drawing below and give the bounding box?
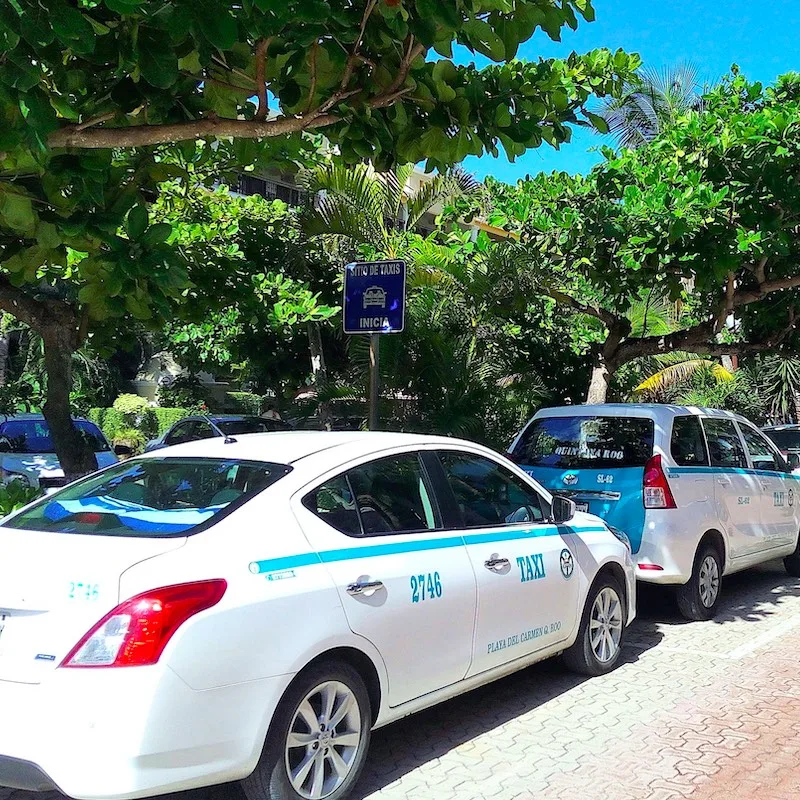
[762,424,800,467]
[145,414,291,452]
[511,404,800,621]
[0,431,633,800]
[0,414,116,492]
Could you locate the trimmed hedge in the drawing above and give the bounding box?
[225,391,262,415]
[89,406,192,444]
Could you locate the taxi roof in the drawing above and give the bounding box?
[534,403,749,422]
[137,430,469,466]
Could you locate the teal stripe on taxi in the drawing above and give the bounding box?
[667,466,800,480]
[249,524,608,575]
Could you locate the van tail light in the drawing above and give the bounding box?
[643,454,677,509]
[60,580,227,668]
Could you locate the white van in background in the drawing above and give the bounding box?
[511,404,800,620]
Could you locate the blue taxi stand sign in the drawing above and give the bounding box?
[343,259,406,334]
[342,260,406,431]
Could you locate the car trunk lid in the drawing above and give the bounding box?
[0,528,185,683]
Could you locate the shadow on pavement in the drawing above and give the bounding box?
[351,624,662,799]
[631,558,800,627]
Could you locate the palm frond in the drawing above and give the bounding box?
[635,358,733,395]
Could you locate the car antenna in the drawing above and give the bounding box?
[224,435,237,444]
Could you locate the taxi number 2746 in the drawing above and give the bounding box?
[411,572,442,603]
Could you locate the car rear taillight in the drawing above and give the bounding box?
[61,580,227,668]
[643,454,677,509]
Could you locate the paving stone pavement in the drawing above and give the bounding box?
[4,561,800,800]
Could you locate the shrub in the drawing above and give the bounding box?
[113,426,148,454]
[0,481,42,518]
[157,375,207,412]
[113,393,149,419]
[151,407,192,436]
[88,407,126,442]
[226,391,263,416]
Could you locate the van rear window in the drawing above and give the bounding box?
[513,416,655,469]
[3,457,290,537]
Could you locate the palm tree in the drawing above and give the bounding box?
[761,355,800,423]
[298,162,480,256]
[633,353,735,397]
[596,63,706,149]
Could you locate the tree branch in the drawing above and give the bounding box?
[75,111,115,132]
[733,274,800,308]
[48,113,342,148]
[339,0,379,92]
[615,309,797,364]
[254,38,270,121]
[543,287,623,329]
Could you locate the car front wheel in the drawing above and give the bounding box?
[242,661,372,800]
[563,575,626,676]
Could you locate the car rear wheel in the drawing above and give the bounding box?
[242,661,372,800]
[562,575,626,676]
[784,532,800,577]
[676,543,722,621]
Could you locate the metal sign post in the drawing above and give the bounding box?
[343,260,406,431]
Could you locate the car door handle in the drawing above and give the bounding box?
[761,482,770,491]
[346,580,384,597]
[484,556,510,571]
[717,478,731,486]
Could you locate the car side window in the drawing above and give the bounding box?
[702,418,748,469]
[438,451,546,528]
[303,454,439,537]
[670,416,709,466]
[165,422,192,445]
[740,425,785,472]
[303,475,361,536]
[192,421,217,441]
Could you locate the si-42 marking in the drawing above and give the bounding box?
[411,572,442,603]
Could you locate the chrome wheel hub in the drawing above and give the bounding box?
[589,586,623,664]
[285,680,362,800]
[698,555,720,608]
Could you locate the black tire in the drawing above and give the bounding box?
[563,574,627,676]
[784,534,800,577]
[241,661,372,800]
[676,542,722,621]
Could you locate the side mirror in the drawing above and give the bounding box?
[113,444,133,457]
[551,495,576,524]
[788,453,800,471]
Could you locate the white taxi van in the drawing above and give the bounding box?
[512,404,800,621]
[0,432,634,800]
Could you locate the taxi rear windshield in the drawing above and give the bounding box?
[513,415,655,469]
[3,458,290,537]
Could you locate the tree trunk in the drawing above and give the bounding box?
[585,325,627,405]
[586,357,612,404]
[307,321,332,430]
[41,326,97,481]
[0,334,9,386]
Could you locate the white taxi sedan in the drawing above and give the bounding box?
[0,432,634,800]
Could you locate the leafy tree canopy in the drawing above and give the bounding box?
[490,71,800,400]
[2,0,639,169]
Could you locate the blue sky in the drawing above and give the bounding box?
[462,0,800,182]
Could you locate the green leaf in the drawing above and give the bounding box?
[126,203,148,240]
[0,191,36,234]
[138,29,178,89]
[140,222,172,247]
[585,111,609,134]
[50,2,95,54]
[462,19,505,61]
[198,8,238,51]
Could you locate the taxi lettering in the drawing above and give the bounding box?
[516,553,546,583]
